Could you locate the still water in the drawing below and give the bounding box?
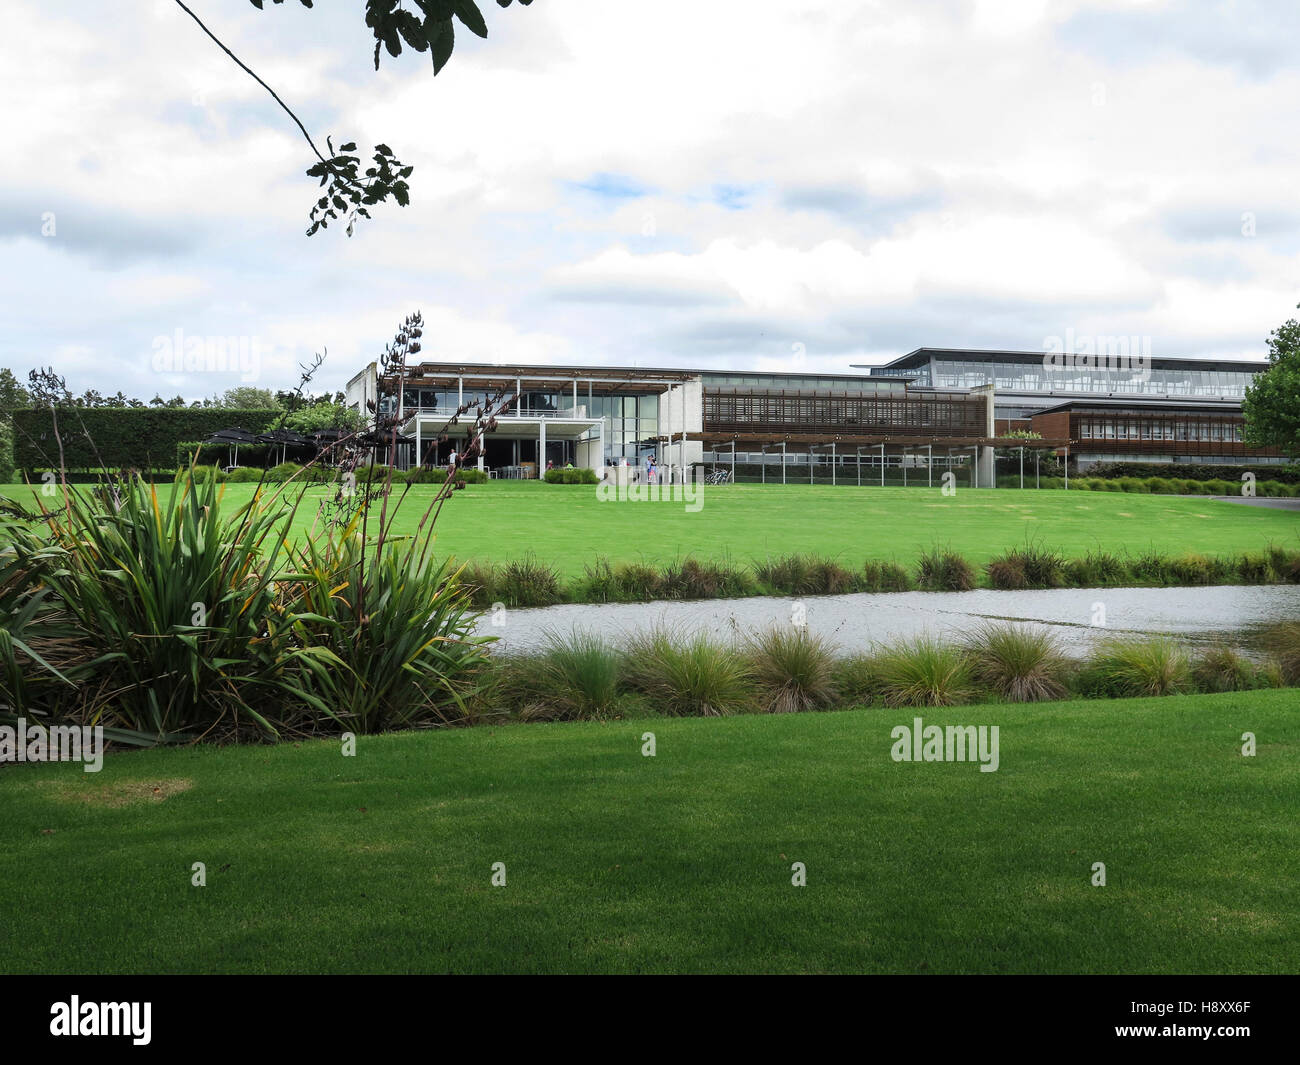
[477,585,1300,655]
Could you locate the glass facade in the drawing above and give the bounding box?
[400,384,658,464]
[702,373,902,392]
[926,358,1256,397]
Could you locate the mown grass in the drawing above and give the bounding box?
[4,482,1296,579]
[1,688,1295,974]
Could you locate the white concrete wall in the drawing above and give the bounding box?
[660,379,703,436]
[345,362,378,426]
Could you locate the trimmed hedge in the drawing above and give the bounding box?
[544,467,599,484]
[13,408,280,473]
[1084,461,1300,484]
[1028,475,1298,496]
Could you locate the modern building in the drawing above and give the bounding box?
[344,346,1279,483]
[860,348,1280,467]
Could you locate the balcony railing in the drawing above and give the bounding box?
[402,405,591,420]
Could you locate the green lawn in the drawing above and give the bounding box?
[2,689,1295,974]
[4,481,1297,577]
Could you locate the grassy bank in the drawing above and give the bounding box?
[4,481,1298,579]
[2,688,1294,974]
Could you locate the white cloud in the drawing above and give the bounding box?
[1,0,1295,399]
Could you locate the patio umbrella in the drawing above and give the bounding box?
[205,427,260,468]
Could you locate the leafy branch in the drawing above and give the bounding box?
[172,0,533,235]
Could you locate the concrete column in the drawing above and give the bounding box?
[976,382,996,489]
[414,419,421,471]
[538,419,546,478]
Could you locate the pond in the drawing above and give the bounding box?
[476,585,1300,655]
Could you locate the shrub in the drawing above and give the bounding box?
[916,548,975,592]
[1079,637,1192,697]
[223,466,267,483]
[0,472,328,738]
[188,464,223,483]
[875,636,974,707]
[0,416,14,483]
[404,467,449,484]
[1146,477,1177,494]
[622,631,753,716]
[965,624,1071,702]
[746,627,840,713]
[286,528,490,733]
[543,467,598,484]
[1191,645,1256,693]
[1085,461,1300,485]
[264,461,304,483]
[358,464,397,483]
[1116,477,1150,493]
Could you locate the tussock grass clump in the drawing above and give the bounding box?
[1170,554,1223,586]
[832,654,887,706]
[498,555,563,607]
[1266,545,1300,583]
[965,624,1070,702]
[916,548,975,592]
[875,636,975,707]
[1191,644,1257,693]
[1063,549,1130,587]
[746,627,840,713]
[1128,551,1175,585]
[1234,553,1274,584]
[1079,637,1192,698]
[459,562,500,607]
[1260,621,1300,686]
[578,558,618,602]
[614,561,668,601]
[986,558,1028,590]
[668,557,757,600]
[527,630,621,720]
[755,554,855,596]
[622,630,753,716]
[861,560,912,592]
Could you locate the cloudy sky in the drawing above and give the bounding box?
[5,0,1300,401]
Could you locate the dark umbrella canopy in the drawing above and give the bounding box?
[205,427,261,468]
[256,429,314,465]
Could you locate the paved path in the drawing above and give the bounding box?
[1208,495,1300,511]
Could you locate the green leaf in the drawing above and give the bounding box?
[431,18,455,73]
[453,0,488,38]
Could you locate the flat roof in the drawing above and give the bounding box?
[1031,398,1249,415]
[856,347,1270,374]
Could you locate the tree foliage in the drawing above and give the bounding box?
[1243,308,1300,457]
[176,0,533,236]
